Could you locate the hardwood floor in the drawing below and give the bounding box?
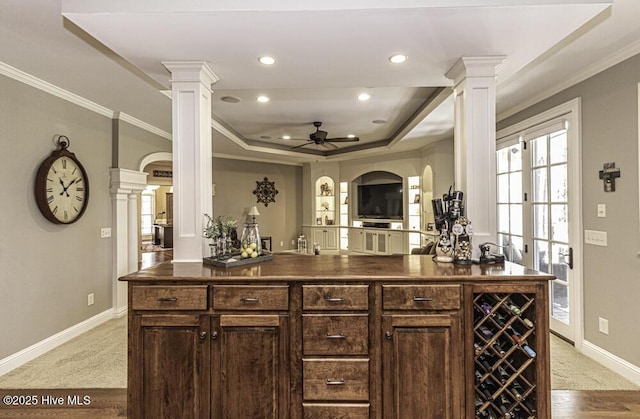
[1,389,638,418]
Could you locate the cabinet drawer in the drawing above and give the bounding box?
[303,403,370,419]
[303,285,369,310]
[303,359,369,401]
[382,285,461,310]
[131,285,208,310]
[303,315,368,355]
[212,285,289,310]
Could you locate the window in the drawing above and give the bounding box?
[141,190,155,237]
[496,141,524,264]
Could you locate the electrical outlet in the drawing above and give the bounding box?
[88,293,95,306]
[598,317,609,335]
[100,228,112,238]
[597,204,606,218]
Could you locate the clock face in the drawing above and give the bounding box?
[36,150,89,224]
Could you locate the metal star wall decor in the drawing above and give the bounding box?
[253,177,278,207]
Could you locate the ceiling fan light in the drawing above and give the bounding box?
[358,93,371,101]
[347,134,355,138]
[389,54,408,64]
[257,95,270,103]
[258,56,276,65]
[282,135,291,140]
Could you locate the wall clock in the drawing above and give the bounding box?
[35,135,89,224]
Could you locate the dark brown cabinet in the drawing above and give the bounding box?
[123,256,553,419]
[129,314,210,419]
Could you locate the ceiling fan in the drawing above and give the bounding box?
[291,121,360,149]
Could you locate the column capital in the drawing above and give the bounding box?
[445,56,506,86]
[162,61,219,87]
[110,168,148,195]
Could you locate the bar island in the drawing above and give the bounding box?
[121,254,554,419]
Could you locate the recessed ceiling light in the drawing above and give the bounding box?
[372,119,387,124]
[257,95,270,103]
[220,96,241,103]
[347,134,355,139]
[358,93,371,101]
[258,56,276,65]
[282,135,291,140]
[389,54,408,64]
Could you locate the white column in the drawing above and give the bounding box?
[162,61,218,262]
[446,56,505,248]
[127,193,139,274]
[110,168,147,315]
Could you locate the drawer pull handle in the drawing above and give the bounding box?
[325,296,346,302]
[158,297,178,302]
[240,297,259,303]
[326,333,346,339]
[326,379,345,385]
[413,296,434,302]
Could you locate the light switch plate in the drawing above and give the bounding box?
[597,204,606,218]
[585,229,607,246]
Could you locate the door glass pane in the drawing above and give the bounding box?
[533,239,550,273]
[510,204,523,236]
[552,281,569,324]
[552,243,569,282]
[531,137,547,166]
[509,172,522,203]
[510,145,522,171]
[497,174,509,203]
[510,236,524,264]
[549,131,567,164]
[532,168,548,202]
[550,164,568,202]
[551,204,569,242]
[497,148,510,173]
[532,204,548,239]
[498,204,510,233]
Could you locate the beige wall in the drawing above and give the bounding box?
[0,76,113,359]
[498,54,640,366]
[116,121,171,171]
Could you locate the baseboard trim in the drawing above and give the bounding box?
[582,339,640,387]
[113,305,128,318]
[0,309,115,377]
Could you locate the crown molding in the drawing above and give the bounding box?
[498,39,640,121]
[213,153,304,167]
[0,60,171,141]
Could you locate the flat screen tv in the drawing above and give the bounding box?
[357,183,403,219]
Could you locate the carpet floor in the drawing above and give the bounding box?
[0,317,638,390]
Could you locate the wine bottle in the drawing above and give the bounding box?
[511,380,524,401]
[522,397,537,414]
[492,336,508,355]
[478,351,496,372]
[522,317,534,328]
[475,342,484,356]
[479,325,494,339]
[480,300,493,315]
[504,297,521,315]
[497,364,511,383]
[496,393,512,418]
[478,381,493,401]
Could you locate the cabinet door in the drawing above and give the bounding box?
[130,314,209,419]
[325,228,338,250]
[350,229,364,253]
[313,228,326,248]
[387,231,405,255]
[376,231,387,254]
[382,315,463,419]
[212,315,289,419]
[364,230,376,253]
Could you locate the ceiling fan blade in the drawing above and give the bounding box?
[325,137,360,142]
[321,142,338,149]
[291,142,313,150]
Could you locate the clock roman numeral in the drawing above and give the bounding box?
[47,177,53,183]
[72,167,77,175]
[51,167,57,174]
[75,196,83,202]
[52,206,58,215]
[47,195,54,204]
[64,211,68,220]
[62,159,67,169]
[46,188,53,193]
[76,187,84,191]
[73,206,79,213]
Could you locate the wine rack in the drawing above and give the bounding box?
[473,292,539,419]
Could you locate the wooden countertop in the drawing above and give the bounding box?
[120,254,554,283]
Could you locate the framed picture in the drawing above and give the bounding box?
[414,194,420,204]
[316,217,323,225]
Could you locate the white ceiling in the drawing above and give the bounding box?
[4,1,639,165]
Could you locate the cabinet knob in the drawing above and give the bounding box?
[385,331,393,340]
[199,331,207,340]
[211,331,218,340]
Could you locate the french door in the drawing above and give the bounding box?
[496,100,582,343]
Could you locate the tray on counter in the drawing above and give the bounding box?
[203,252,273,268]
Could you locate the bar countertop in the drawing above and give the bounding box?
[120,254,555,283]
